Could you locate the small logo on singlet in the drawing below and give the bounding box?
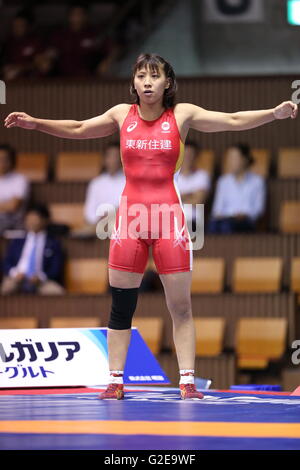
[161,121,170,133]
[127,121,138,132]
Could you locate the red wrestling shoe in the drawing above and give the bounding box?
[98,383,124,400]
[180,383,204,400]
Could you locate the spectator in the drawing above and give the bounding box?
[43,3,119,78]
[84,141,125,234]
[207,143,266,234]
[1,203,65,295]
[1,9,44,81]
[0,143,29,235]
[177,140,211,232]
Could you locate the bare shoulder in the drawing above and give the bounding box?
[174,102,204,117]
[108,103,131,128]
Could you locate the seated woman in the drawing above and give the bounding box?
[0,143,29,235]
[207,143,266,234]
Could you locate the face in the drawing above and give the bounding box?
[133,64,170,105]
[226,147,247,174]
[69,7,87,30]
[182,145,197,172]
[25,212,47,233]
[12,17,29,37]
[0,150,12,175]
[104,146,121,174]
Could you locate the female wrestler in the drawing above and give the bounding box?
[4,53,298,400]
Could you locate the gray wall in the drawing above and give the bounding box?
[116,0,300,77]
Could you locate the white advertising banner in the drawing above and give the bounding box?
[0,328,169,388]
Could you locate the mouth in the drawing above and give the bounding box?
[143,90,153,95]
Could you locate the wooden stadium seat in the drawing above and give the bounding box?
[278,148,300,178]
[195,149,215,175]
[291,258,300,293]
[191,258,225,293]
[232,257,282,293]
[0,317,38,329]
[250,148,271,177]
[49,317,101,328]
[56,151,103,182]
[50,203,85,230]
[194,317,225,357]
[65,258,108,294]
[222,148,270,177]
[279,201,300,233]
[16,152,48,182]
[236,318,287,369]
[132,317,163,355]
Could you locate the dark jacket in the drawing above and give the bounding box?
[3,234,64,284]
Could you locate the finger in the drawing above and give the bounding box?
[7,112,24,121]
[5,113,21,124]
[291,104,298,118]
[5,117,17,126]
[4,116,15,125]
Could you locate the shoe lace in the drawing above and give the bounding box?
[107,383,121,392]
[184,383,196,393]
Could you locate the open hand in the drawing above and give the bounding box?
[4,111,37,130]
[274,101,298,120]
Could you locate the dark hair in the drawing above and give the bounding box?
[0,143,16,170]
[26,203,50,220]
[105,140,120,152]
[14,8,34,24]
[68,3,89,13]
[230,142,255,168]
[129,53,177,109]
[185,139,200,153]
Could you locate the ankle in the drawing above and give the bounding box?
[109,370,124,384]
[179,369,195,385]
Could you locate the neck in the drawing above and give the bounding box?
[234,170,247,180]
[181,167,192,175]
[108,169,119,176]
[137,101,165,120]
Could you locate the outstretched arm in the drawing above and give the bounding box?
[185,101,298,133]
[4,104,123,139]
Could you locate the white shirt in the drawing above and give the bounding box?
[177,169,211,195]
[176,169,210,225]
[84,170,126,224]
[211,171,266,221]
[10,231,47,281]
[0,171,29,202]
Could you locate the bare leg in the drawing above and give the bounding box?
[107,268,143,370]
[159,271,195,370]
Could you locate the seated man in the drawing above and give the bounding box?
[1,203,65,295]
[177,139,211,232]
[42,3,120,78]
[1,9,44,81]
[0,143,29,235]
[84,141,125,235]
[207,143,266,234]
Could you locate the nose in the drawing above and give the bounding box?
[143,76,152,87]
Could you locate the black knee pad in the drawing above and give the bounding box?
[108,286,139,330]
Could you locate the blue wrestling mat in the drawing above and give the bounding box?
[1,386,300,450]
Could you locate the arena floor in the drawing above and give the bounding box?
[1,386,300,450]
